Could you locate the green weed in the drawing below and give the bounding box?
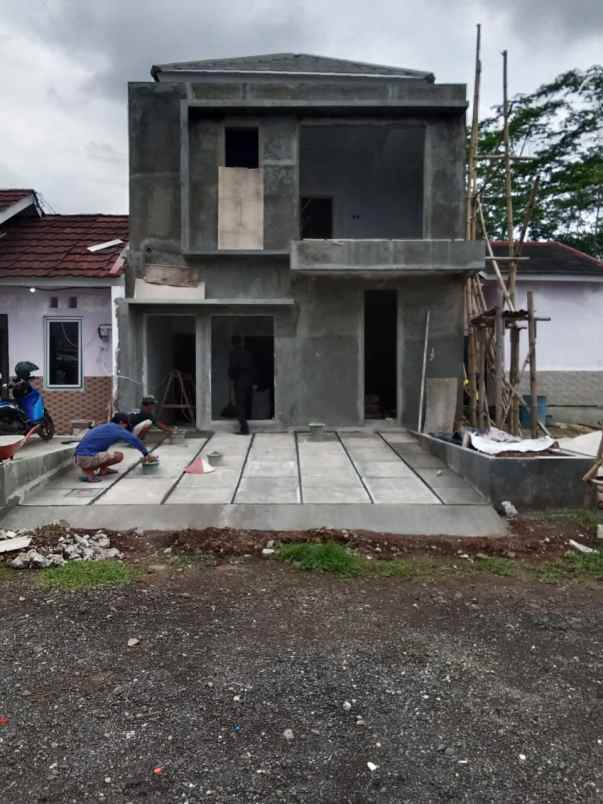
[278,542,433,579]
[279,542,363,575]
[475,556,516,576]
[39,560,138,591]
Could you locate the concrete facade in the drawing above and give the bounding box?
[121,54,483,429]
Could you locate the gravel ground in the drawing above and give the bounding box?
[0,555,602,803]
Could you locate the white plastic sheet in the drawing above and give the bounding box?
[468,426,556,456]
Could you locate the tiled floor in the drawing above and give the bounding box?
[21,431,487,507]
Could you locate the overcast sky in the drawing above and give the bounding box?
[2,0,601,214]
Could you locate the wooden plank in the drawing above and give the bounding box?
[417,310,431,432]
[0,536,31,554]
[218,167,264,250]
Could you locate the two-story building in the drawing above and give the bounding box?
[117,53,483,429]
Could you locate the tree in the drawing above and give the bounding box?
[475,65,603,258]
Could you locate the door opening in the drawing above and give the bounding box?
[364,290,397,419]
[145,316,196,425]
[211,316,274,420]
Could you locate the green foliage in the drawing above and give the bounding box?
[278,542,429,578]
[279,542,363,575]
[475,556,516,576]
[475,65,603,257]
[536,549,603,583]
[39,560,138,590]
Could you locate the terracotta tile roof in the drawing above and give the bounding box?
[489,240,603,277]
[0,189,34,213]
[0,214,129,278]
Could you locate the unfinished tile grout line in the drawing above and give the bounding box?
[160,434,213,505]
[334,431,375,504]
[376,431,445,504]
[230,433,255,504]
[87,438,167,505]
[294,430,304,504]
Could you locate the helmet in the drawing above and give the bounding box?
[14,361,39,380]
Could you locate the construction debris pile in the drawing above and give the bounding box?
[1,529,123,569]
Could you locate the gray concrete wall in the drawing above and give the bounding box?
[129,83,186,254]
[420,433,594,511]
[116,266,465,429]
[300,124,424,238]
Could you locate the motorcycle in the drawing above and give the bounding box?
[0,361,55,440]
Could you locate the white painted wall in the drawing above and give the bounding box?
[0,286,113,379]
[485,279,603,371]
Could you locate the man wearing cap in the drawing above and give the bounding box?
[128,396,174,443]
[74,412,157,483]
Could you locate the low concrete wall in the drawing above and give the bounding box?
[0,445,75,507]
[417,433,593,511]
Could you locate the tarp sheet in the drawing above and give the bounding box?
[468,427,556,456]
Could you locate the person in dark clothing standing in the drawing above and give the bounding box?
[228,335,255,435]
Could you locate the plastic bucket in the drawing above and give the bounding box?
[519,395,547,428]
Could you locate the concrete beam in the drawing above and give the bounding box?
[291,239,485,274]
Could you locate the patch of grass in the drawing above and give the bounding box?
[39,560,138,591]
[535,549,603,584]
[0,564,18,582]
[279,542,363,575]
[475,556,516,576]
[532,509,600,530]
[278,542,435,579]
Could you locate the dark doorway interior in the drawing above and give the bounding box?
[0,314,8,395]
[146,316,196,425]
[212,316,274,420]
[300,197,333,239]
[364,290,398,419]
[225,127,259,168]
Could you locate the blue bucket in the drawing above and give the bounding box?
[519,395,547,428]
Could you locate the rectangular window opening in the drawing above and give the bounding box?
[301,197,333,239]
[46,319,81,388]
[225,127,259,169]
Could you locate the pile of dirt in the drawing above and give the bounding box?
[4,512,598,568]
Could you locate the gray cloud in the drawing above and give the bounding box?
[2,0,601,212]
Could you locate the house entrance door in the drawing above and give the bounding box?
[364,290,398,419]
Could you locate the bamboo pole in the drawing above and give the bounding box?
[527,291,538,438]
[495,295,505,427]
[509,326,520,435]
[477,197,515,309]
[468,329,478,427]
[466,23,482,240]
[502,49,517,304]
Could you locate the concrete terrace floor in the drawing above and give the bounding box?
[21,431,485,507]
[6,430,506,536]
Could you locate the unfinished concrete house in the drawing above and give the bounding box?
[118,53,483,429]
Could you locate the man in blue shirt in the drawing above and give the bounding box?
[75,412,157,482]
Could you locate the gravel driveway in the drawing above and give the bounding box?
[1,558,601,803]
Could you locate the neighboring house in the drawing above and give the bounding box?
[0,190,127,434]
[484,240,603,426]
[118,52,483,429]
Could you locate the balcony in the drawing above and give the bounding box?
[290,239,485,277]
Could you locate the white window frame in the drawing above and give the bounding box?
[44,317,83,389]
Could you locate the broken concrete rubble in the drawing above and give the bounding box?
[7,530,123,570]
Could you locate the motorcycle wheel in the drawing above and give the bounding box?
[38,413,55,441]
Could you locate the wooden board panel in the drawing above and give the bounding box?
[218,167,263,250]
